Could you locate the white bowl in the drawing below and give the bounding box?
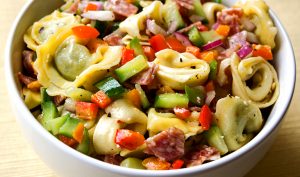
[5,0,296,177]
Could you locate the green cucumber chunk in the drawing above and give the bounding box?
[76,128,90,155]
[185,85,206,106]
[59,116,81,138]
[41,101,58,131]
[191,0,208,22]
[204,125,229,155]
[95,77,125,99]
[154,93,189,109]
[200,30,222,44]
[41,87,52,103]
[163,0,185,31]
[209,60,218,80]
[135,84,150,109]
[188,27,205,47]
[48,114,69,135]
[129,37,145,57]
[120,157,145,169]
[115,55,149,83]
[66,87,92,102]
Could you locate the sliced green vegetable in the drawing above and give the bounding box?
[48,114,69,135]
[209,60,218,80]
[41,87,52,103]
[214,0,222,3]
[163,0,185,31]
[154,93,189,109]
[120,157,146,169]
[59,116,81,138]
[129,37,145,57]
[191,0,208,23]
[41,101,59,131]
[115,55,149,83]
[66,87,92,102]
[200,30,222,44]
[188,27,205,47]
[185,85,206,106]
[94,76,125,99]
[204,125,228,155]
[76,128,90,154]
[135,84,150,109]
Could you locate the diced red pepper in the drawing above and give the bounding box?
[199,104,213,130]
[91,90,112,109]
[143,46,156,61]
[72,123,84,143]
[172,159,184,169]
[75,102,99,120]
[252,44,273,60]
[205,81,215,92]
[166,36,186,53]
[115,129,145,150]
[84,3,98,12]
[149,34,169,52]
[186,46,201,58]
[72,26,100,39]
[174,107,191,119]
[142,157,171,170]
[58,135,78,147]
[121,48,135,65]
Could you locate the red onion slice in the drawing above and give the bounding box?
[237,44,253,59]
[205,90,216,106]
[202,39,223,51]
[146,19,167,36]
[174,32,192,46]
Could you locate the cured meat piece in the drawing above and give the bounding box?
[175,0,194,10]
[22,50,36,77]
[217,8,243,35]
[130,63,159,86]
[17,72,36,86]
[103,30,124,46]
[104,0,138,17]
[53,95,66,107]
[103,154,124,165]
[185,145,220,167]
[145,127,185,162]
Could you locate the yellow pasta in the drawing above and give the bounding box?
[203,2,226,27]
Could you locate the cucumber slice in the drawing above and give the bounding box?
[185,85,206,106]
[41,101,58,131]
[163,0,185,31]
[76,128,90,155]
[95,77,125,99]
[59,117,81,138]
[188,27,205,47]
[130,37,145,57]
[209,60,218,80]
[135,84,150,109]
[191,0,208,22]
[120,157,145,169]
[115,55,149,83]
[204,125,228,155]
[200,30,222,44]
[48,114,69,135]
[154,93,189,109]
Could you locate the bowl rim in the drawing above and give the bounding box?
[5,0,296,176]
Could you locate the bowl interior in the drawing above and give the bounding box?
[5,0,296,176]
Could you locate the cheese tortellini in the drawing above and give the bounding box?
[147,108,202,138]
[34,25,123,96]
[24,10,80,51]
[93,99,148,155]
[231,53,279,108]
[215,95,263,151]
[203,2,226,27]
[119,1,164,40]
[235,0,277,48]
[154,49,210,90]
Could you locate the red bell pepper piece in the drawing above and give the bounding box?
[174,107,191,119]
[252,44,273,60]
[75,102,99,120]
[121,48,135,65]
[72,26,100,39]
[172,159,184,169]
[149,34,169,52]
[186,46,201,58]
[84,3,98,12]
[115,129,145,150]
[143,46,156,61]
[166,36,186,53]
[58,135,78,147]
[199,104,213,130]
[91,90,112,109]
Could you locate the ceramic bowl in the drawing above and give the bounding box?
[5,0,296,177]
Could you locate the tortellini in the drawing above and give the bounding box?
[24,10,80,51]
[203,2,226,27]
[147,108,202,138]
[154,49,210,90]
[93,99,148,155]
[230,53,279,108]
[34,25,123,96]
[119,1,164,40]
[215,95,263,151]
[235,0,277,48]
